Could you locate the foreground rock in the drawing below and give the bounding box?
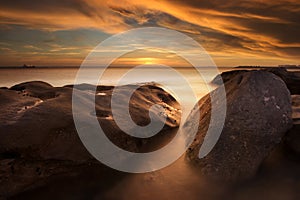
[284,95,300,157]
[0,81,181,197]
[185,71,293,181]
[212,67,300,94]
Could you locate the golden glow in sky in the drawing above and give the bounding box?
[140,58,156,65]
[110,49,194,67]
[0,0,299,66]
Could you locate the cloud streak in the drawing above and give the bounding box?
[0,0,299,66]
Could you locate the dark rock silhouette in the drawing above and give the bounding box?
[284,95,300,157]
[185,71,293,181]
[212,67,300,94]
[22,64,35,68]
[285,124,300,156]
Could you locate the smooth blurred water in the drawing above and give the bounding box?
[0,67,233,101]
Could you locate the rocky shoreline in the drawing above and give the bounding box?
[0,81,181,198]
[0,68,300,199]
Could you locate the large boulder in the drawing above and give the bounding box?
[0,81,180,160]
[0,81,181,197]
[212,67,300,94]
[185,71,293,181]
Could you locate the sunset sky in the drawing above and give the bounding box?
[0,0,299,67]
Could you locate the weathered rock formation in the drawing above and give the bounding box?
[0,81,181,197]
[185,71,293,181]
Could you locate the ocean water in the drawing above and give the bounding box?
[0,67,233,104]
[2,66,298,102]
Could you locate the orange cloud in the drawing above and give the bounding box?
[0,0,130,33]
[0,0,299,66]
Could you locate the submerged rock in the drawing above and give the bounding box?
[185,71,293,181]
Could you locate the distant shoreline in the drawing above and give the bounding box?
[235,65,300,69]
[0,65,287,69]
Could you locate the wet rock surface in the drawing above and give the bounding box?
[0,81,181,198]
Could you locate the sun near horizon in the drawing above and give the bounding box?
[0,0,300,67]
